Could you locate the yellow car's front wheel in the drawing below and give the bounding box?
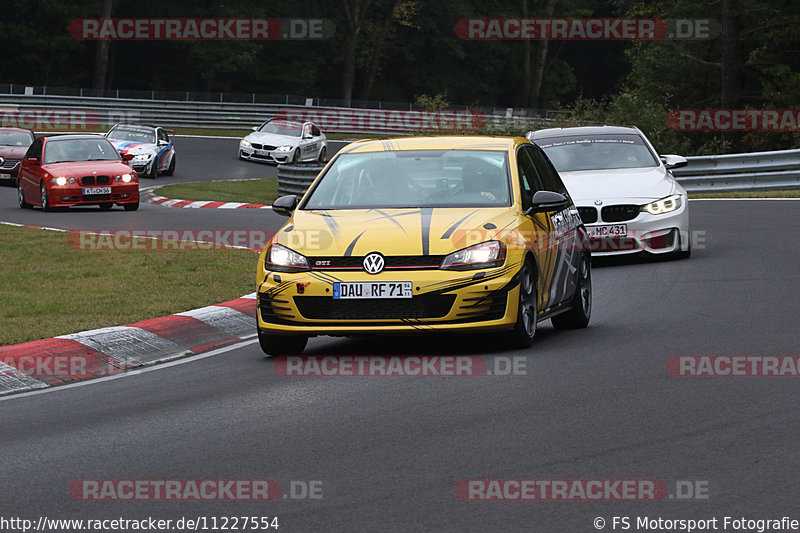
[258,330,308,357]
[509,260,537,349]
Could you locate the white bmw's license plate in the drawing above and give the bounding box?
[0,173,10,179]
[587,224,627,237]
[83,187,111,195]
[333,281,413,299]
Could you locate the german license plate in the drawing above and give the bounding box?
[333,281,413,299]
[0,173,10,180]
[83,187,111,195]
[587,224,627,237]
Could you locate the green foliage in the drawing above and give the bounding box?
[414,92,450,110]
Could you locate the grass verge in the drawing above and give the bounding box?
[689,190,800,199]
[155,178,280,205]
[0,224,256,346]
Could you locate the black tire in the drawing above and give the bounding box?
[508,259,538,349]
[551,253,592,330]
[40,181,53,212]
[99,202,113,210]
[672,232,692,259]
[258,330,308,357]
[291,148,300,163]
[123,200,139,211]
[147,157,158,179]
[317,146,327,163]
[164,154,175,176]
[18,180,31,209]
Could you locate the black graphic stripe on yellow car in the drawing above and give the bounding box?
[420,207,433,255]
[420,261,522,297]
[369,208,410,234]
[264,279,297,298]
[309,271,342,286]
[440,210,478,240]
[344,231,366,257]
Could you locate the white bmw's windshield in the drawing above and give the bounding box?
[535,134,659,171]
[303,150,511,209]
[107,127,156,144]
[258,121,302,137]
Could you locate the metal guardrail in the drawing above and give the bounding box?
[276,163,324,197]
[673,149,800,193]
[1,92,797,192]
[0,93,552,134]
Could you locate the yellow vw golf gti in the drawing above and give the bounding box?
[257,136,592,355]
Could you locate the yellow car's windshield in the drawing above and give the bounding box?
[303,150,511,209]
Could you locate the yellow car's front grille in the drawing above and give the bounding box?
[292,294,457,320]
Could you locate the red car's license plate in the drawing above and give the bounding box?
[83,187,111,195]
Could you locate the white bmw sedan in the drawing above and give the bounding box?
[527,126,690,258]
[239,119,327,164]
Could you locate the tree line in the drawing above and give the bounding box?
[1,0,797,154]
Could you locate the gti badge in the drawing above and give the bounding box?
[594,200,603,206]
[363,253,385,274]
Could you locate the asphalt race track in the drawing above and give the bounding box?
[1,137,799,531]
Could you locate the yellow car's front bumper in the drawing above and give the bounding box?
[256,262,523,335]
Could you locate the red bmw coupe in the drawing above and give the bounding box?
[18,134,139,211]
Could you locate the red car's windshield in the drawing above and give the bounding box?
[43,138,120,164]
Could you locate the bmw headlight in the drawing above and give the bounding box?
[115,173,134,183]
[441,241,506,270]
[133,154,151,161]
[265,243,310,272]
[641,194,683,215]
[51,176,70,186]
[241,140,252,148]
[275,145,293,152]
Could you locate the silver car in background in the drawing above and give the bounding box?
[239,119,327,164]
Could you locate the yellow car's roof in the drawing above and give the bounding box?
[339,136,529,154]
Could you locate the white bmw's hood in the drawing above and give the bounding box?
[109,140,156,155]
[559,166,679,204]
[244,132,299,147]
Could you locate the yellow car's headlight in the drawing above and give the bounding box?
[265,243,310,272]
[441,241,506,270]
[642,194,682,215]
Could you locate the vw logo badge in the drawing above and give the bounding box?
[363,253,385,274]
[594,200,603,206]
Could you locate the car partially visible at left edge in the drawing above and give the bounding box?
[0,127,35,186]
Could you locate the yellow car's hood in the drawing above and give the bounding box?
[282,208,519,256]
